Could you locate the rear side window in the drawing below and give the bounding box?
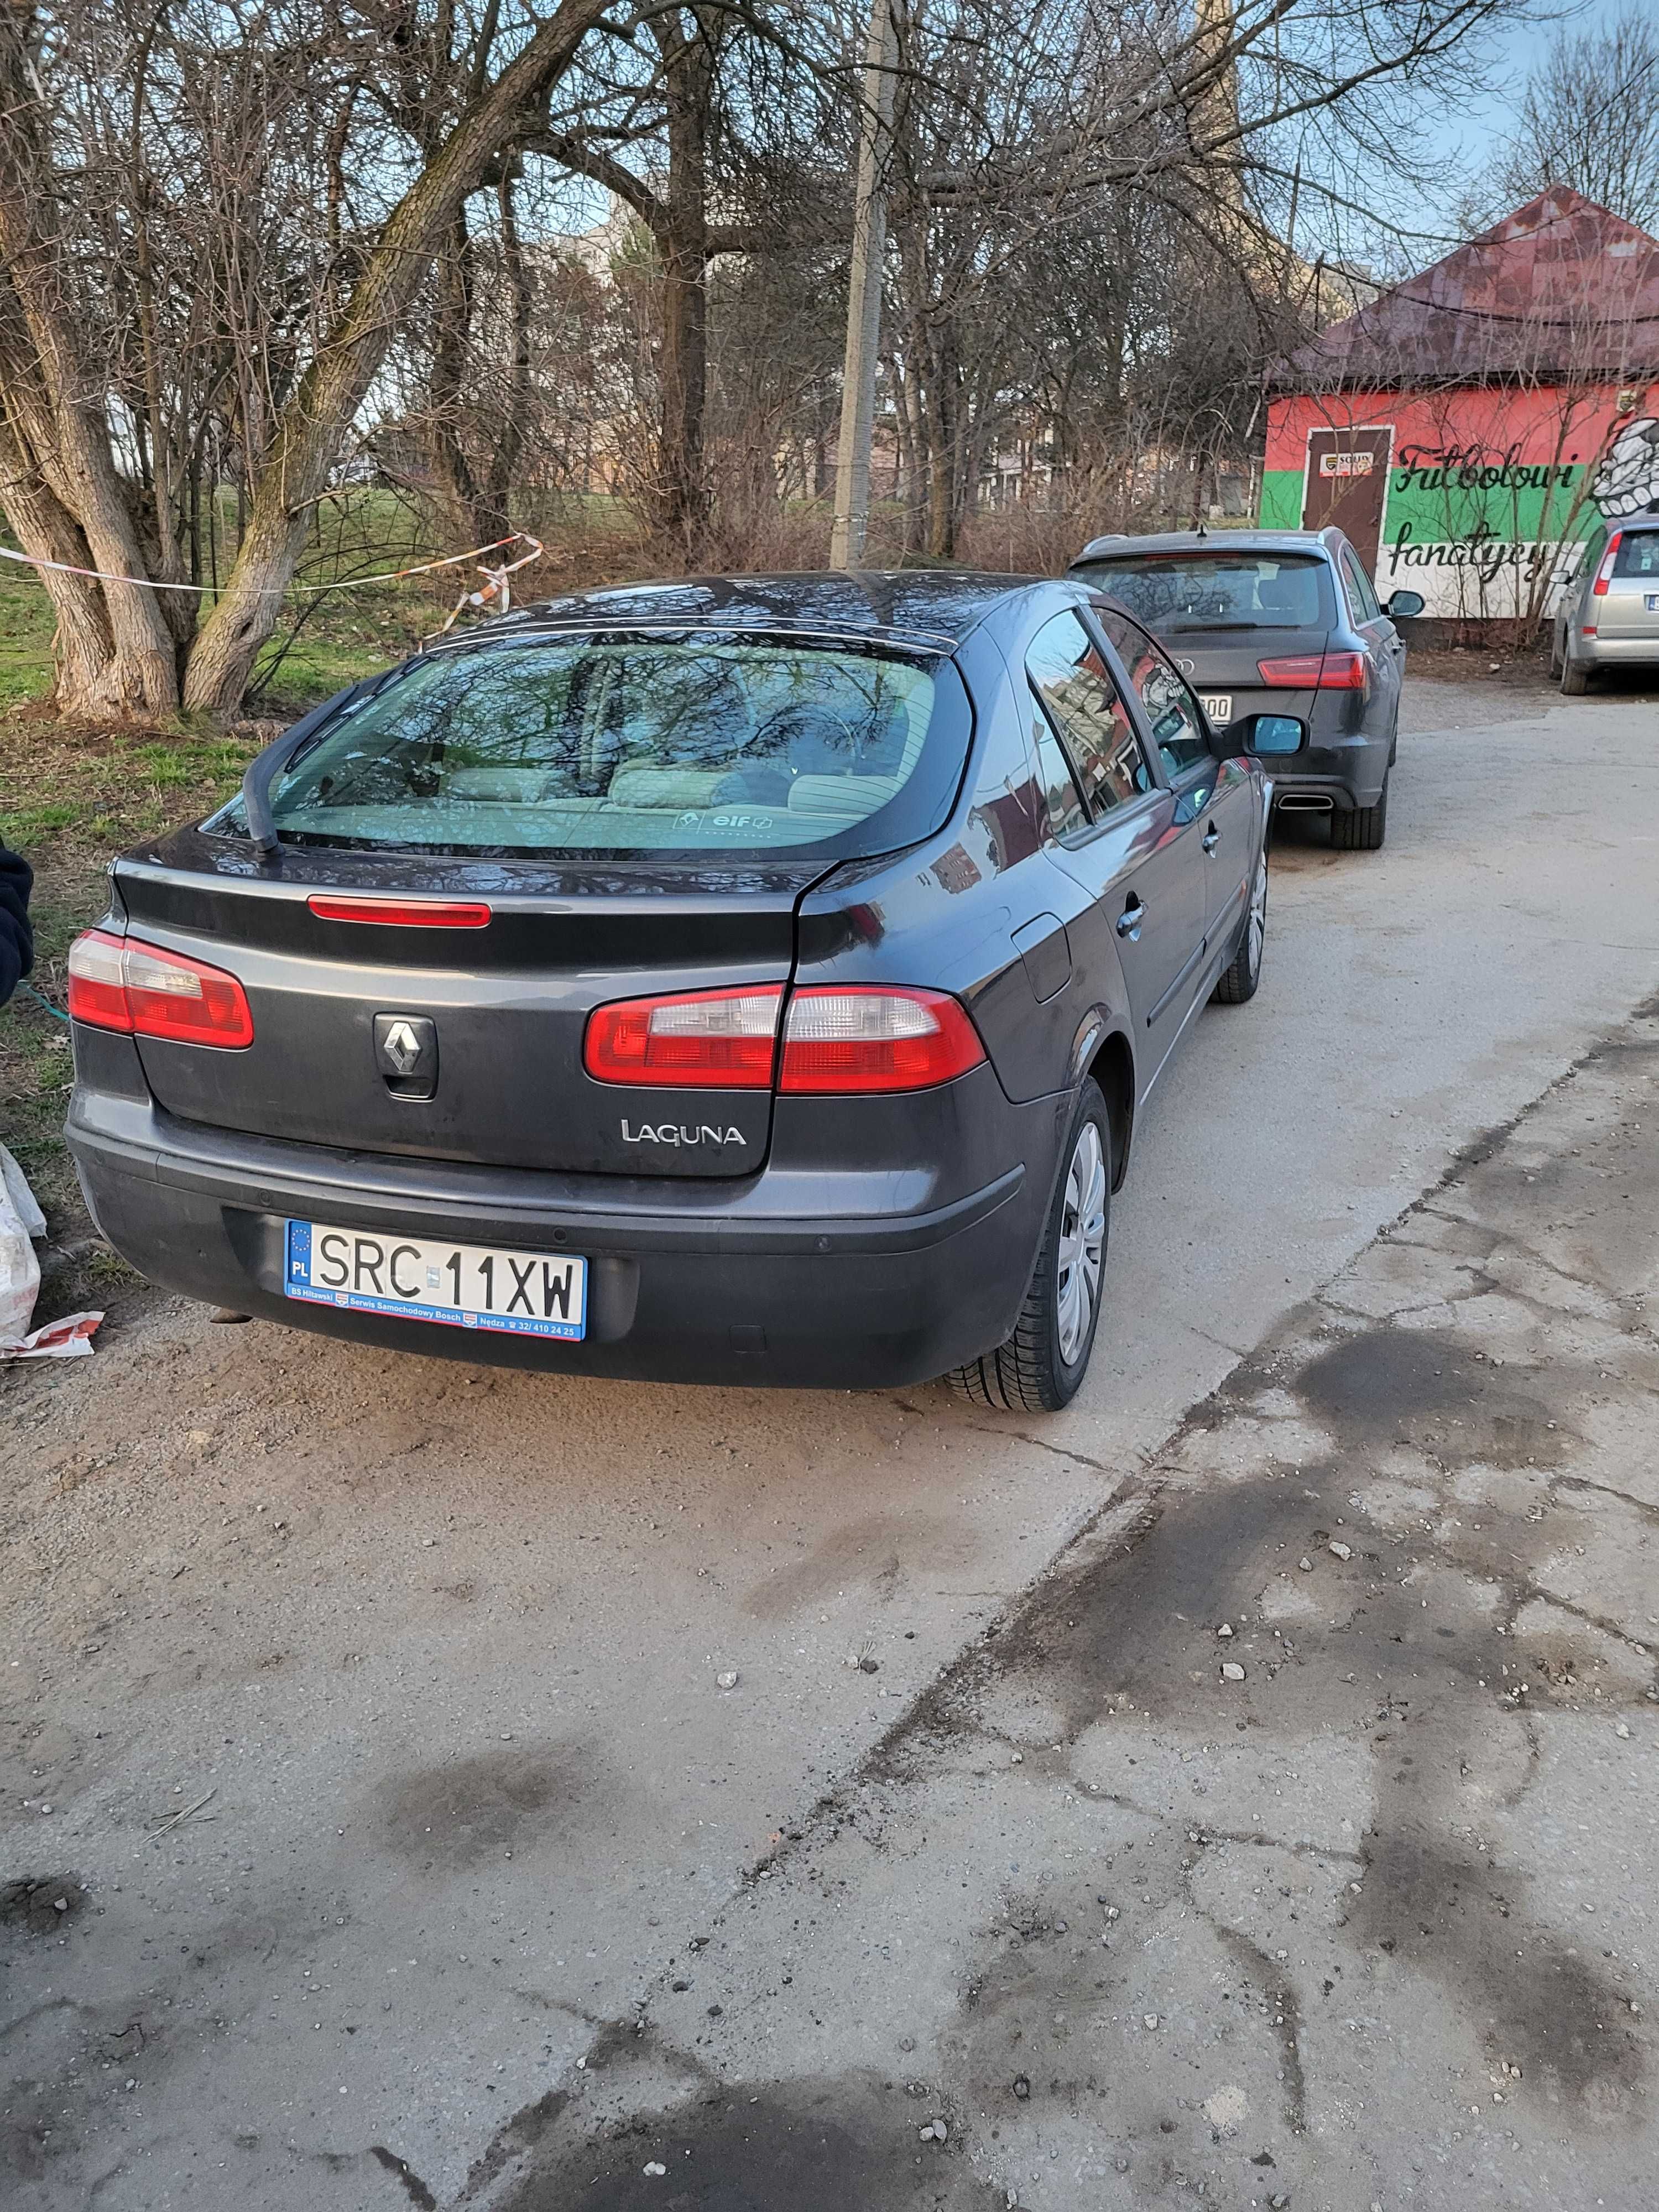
[1094,609,1211,779]
[1030,716,1088,840]
[1341,546,1383,622]
[216,634,961,859]
[1026,611,1152,819]
[1613,531,1659,577]
[1074,551,1336,633]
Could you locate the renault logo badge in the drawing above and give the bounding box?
[374,1013,438,1098]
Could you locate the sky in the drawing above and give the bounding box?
[1307,0,1635,276]
[1443,16,1554,174]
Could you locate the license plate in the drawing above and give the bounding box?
[1647,595,1658,612]
[1201,694,1232,722]
[284,1220,586,1340]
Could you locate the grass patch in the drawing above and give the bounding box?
[0,552,65,712]
[0,718,265,1249]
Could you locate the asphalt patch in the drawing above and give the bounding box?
[490,2072,1006,2211]
[998,1474,1324,1732]
[1296,1326,1573,1469]
[377,1750,576,1873]
[1352,1835,1646,2116]
[0,1874,85,1936]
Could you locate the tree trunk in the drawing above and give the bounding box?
[426,208,483,546]
[0,18,179,712]
[0,403,124,713]
[888,351,923,554]
[650,11,713,557]
[478,166,532,542]
[925,317,959,561]
[182,0,609,718]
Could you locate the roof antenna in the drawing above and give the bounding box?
[1196,521,1208,539]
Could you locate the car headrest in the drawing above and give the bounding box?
[607,766,726,810]
[787,774,902,820]
[445,767,551,802]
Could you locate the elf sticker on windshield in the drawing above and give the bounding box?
[1319,451,1374,477]
[670,810,777,832]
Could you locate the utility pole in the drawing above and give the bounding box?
[829,0,898,571]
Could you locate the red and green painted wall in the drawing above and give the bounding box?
[1261,383,1659,618]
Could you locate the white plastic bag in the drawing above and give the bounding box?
[0,1142,102,1358]
[0,1140,43,1344]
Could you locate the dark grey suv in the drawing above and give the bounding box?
[66,574,1280,1411]
[1068,528,1422,850]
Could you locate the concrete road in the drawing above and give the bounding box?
[3,671,1659,2210]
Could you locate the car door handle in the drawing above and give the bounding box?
[1201,823,1220,854]
[1117,898,1145,940]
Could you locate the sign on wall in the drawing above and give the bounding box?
[1261,385,1659,618]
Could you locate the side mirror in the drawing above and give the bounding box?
[1236,712,1306,756]
[1385,589,1426,619]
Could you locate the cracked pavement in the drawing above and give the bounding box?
[481,1007,1659,2211]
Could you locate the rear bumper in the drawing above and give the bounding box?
[68,1083,1052,1389]
[1572,634,1659,669]
[1267,734,1389,810]
[1269,770,1376,813]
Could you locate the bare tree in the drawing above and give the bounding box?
[0,0,611,719]
[1489,9,1659,233]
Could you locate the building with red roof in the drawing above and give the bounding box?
[1261,189,1659,622]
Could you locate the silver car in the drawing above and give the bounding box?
[1553,513,1659,694]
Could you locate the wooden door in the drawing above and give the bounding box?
[1301,426,1393,571]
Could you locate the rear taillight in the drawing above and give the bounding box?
[64,931,130,1031]
[583,985,783,1087]
[67,928,254,1048]
[1257,650,1368,690]
[1592,531,1624,597]
[582,982,985,1093]
[779,987,984,1094]
[307,895,491,927]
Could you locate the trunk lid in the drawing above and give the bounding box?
[1595,581,1659,640]
[1156,630,1326,739]
[112,833,817,1178]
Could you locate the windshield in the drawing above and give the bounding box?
[209,633,961,859]
[1074,552,1336,633]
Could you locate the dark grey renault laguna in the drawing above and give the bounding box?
[67,573,1279,1410]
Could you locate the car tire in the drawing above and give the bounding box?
[1332,776,1388,852]
[1212,846,1266,1004]
[1548,632,1563,679]
[948,1079,1109,1414]
[1560,656,1590,696]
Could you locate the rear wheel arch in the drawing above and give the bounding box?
[1084,1027,1135,1192]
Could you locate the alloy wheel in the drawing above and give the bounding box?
[1246,853,1267,978]
[1055,1120,1107,1366]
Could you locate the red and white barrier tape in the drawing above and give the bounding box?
[0,531,543,597]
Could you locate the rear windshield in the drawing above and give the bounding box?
[1072,552,1336,633]
[1613,530,1659,578]
[210,633,963,859]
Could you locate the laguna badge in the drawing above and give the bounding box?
[622,1121,746,1146]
